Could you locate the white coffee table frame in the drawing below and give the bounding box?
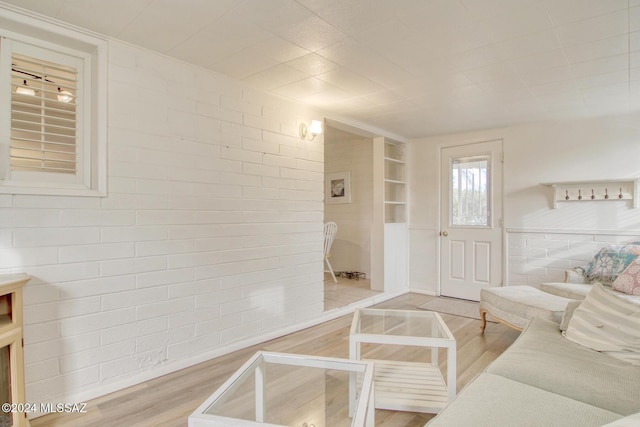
[189,351,375,427]
[349,308,456,414]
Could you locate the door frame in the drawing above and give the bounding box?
[436,139,506,298]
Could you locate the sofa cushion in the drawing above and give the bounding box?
[583,244,640,285]
[600,412,640,427]
[559,299,582,332]
[486,316,640,415]
[540,282,591,299]
[426,373,622,427]
[564,284,640,366]
[612,250,640,295]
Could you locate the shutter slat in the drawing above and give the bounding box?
[11,52,78,175]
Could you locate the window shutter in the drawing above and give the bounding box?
[10,53,77,174]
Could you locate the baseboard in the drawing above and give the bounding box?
[409,287,437,296]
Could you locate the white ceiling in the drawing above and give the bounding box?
[3,0,640,139]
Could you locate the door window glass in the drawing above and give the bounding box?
[451,156,489,226]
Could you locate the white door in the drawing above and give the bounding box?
[440,140,503,301]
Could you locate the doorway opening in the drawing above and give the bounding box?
[323,124,380,311]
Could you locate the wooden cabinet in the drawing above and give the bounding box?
[0,274,30,427]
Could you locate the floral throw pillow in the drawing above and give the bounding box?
[583,244,640,286]
[612,247,640,295]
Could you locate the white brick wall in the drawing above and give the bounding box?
[507,230,640,286]
[4,41,325,405]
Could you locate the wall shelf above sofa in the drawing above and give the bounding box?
[541,179,638,209]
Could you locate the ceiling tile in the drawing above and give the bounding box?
[520,65,574,86]
[479,76,527,93]
[633,6,640,32]
[249,38,309,64]
[317,68,384,96]
[555,10,629,47]
[632,31,640,52]
[271,77,327,100]
[462,63,518,84]
[421,23,494,56]
[563,35,629,64]
[272,14,348,52]
[543,0,628,26]
[0,0,64,17]
[494,29,562,60]
[570,54,629,79]
[57,0,154,36]
[529,80,581,98]
[117,0,237,53]
[243,64,309,91]
[353,19,420,53]
[575,70,629,90]
[210,50,280,81]
[508,49,568,75]
[459,0,543,20]
[398,0,476,34]
[481,4,554,42]
[303,0,401,37]
[236,0,312,32]
[286,53,339,76]
[300,85,356,107]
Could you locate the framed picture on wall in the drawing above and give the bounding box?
[326,171,351,204]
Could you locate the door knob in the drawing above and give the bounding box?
[440,231,448,236]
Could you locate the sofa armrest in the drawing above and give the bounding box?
[564,267,588,284]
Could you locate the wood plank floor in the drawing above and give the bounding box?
[31,292,520,427]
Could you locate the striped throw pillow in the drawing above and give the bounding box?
[563,284,640,365]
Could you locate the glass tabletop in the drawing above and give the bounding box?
[351,308,455,341]
[190,352,374,427]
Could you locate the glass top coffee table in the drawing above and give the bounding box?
[349,308,456,414]
[189,351,375,427]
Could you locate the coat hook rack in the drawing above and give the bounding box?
[541,179,638,209]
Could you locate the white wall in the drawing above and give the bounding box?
[409,114,640,294]
[324,128,373,276]
[1,40,326,406]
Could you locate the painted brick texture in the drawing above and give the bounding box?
[507,231,640,286]
[5,42,325,404]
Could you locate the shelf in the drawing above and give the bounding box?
[366,360,449,413]
[384,179,406,185]
[384,156,406,164]
[541,179,638,208]
[384,201,406,205]
[0,315,10,329]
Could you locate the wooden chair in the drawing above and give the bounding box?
[323,221,338,283]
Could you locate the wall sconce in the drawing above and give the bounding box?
[15,80,35,96]
[57,88,73,103]
[299,119,323,141]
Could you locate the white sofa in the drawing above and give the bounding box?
[428,255,640,427]
[426,313,640,426]
[542,266,640,304]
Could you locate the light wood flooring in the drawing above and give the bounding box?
[31,292,520,427]
[323,273,380,311]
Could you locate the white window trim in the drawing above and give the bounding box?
[0,6,107,197]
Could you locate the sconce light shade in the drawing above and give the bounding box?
[16,80,35,96]
[299,119,323,140]
[57,89,73,103]
[309,120,323,136]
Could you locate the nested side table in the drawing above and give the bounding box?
[349,308,456,414]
